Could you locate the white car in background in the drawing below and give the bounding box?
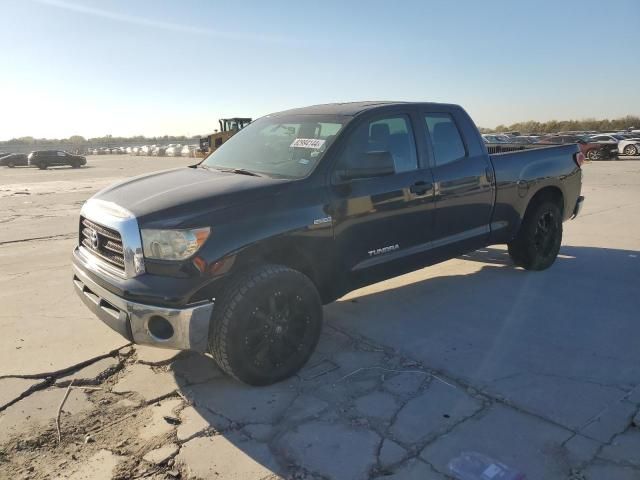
[481,134,512,144]
[181,144,198,157]
[165,144,183,157]
[590,134,640,156]
[140,145,156,156]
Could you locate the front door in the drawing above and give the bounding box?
[329,112,436,287]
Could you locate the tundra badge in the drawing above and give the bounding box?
[368,244,399,257]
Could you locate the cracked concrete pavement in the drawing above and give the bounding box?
[1,156,639,479]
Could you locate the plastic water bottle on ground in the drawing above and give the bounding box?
[448,452,526,480]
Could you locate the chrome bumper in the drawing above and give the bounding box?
[72,263,213,352]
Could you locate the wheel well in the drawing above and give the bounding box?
[236,240,336,304]
[527,186,564,216]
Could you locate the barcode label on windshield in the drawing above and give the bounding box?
[290,138,325,149]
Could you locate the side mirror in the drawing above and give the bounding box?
[338,151,395,181]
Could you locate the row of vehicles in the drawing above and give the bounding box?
[87,144,200,157]
[481,130,640,160]
[0,150,86,169]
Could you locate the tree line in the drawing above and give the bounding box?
[480,115,640,134]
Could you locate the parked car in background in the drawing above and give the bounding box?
[538,135,617,160]
[590,134,640,156]
[620,133,640,142]
[0,153,29,167]
[27,150,86,169]
[510,136,537,144]
[482,134,510,143]
[140,145,155,156]
[165,144,182,156]
[180,144,197,156]
[131,146,141,156]
[152,146,167,156]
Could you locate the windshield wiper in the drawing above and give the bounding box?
[218,168,263,177]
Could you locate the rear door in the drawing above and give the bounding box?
[421,108,495,252]
[329,110,436,284]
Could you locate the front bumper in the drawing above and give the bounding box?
[73,262,213,352]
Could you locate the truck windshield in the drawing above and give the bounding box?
[202,115,348,179]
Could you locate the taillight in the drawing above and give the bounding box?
[574,152,585,168]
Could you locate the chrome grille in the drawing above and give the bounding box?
[79,216,125,271]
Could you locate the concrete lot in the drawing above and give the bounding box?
[0,155,639,479]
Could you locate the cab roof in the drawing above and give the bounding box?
[269,101,460,117]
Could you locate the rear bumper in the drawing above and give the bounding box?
[572,195,585,219]
[72,262,213,352]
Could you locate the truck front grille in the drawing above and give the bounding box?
[80,216,125,271]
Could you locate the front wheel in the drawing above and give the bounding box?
[37,162,47,170]
[623,145,638,156]
[508,200,563,271]
[7,161,15,168]
[209,264,323,386]
[586,149,600,161]
[71,161,81,168]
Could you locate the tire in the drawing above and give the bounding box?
[71,161,81,168]
[623,145,638,156]
[37,162,47,170]
[7,161,15,168]
[586,149,600,161]
[209,264,323,386]
[507,199,563,271]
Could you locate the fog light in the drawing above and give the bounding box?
[147,316,174,341]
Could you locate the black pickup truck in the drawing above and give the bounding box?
[72,101,584,385]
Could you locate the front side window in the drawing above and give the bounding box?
[334,115,418,177]
[424,113,466,166]
[202,114,346,179]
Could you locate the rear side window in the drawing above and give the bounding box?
[335,115,418,174]
[424,113,466,166]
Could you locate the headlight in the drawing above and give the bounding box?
[141,227,210,260]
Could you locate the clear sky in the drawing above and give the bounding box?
[1,0,638,140]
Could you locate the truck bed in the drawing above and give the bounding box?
[488,143,582,244]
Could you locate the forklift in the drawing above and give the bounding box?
[199,118,252,157]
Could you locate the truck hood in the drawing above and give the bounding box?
[93,166,285,220]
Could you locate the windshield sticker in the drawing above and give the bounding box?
[298,158,310,165]
[290,138,325,149]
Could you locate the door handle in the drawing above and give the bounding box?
[409,181,432,195]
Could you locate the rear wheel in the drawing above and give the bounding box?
[37,162,47,170]
[508,199,562,271]
[209,264,323,386]
[623,145,638,156]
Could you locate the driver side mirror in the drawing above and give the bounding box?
[337,151,395,181]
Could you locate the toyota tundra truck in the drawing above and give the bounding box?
[72,101,584,385]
